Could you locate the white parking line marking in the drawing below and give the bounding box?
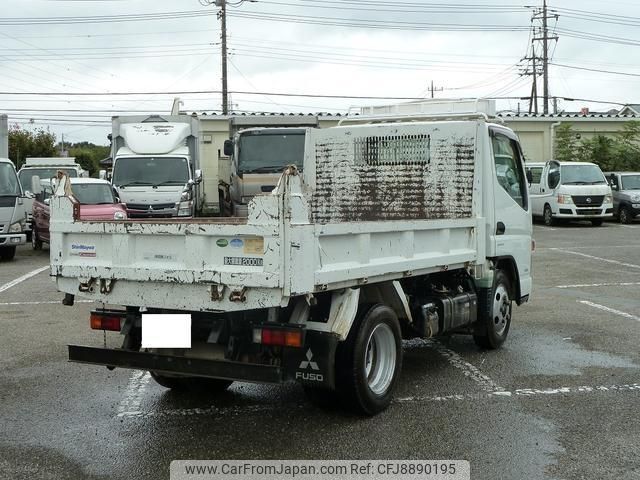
[396,383,640,403]
[117,371,151,418]
[404,339,503,392]
[578,300,640,323]
[0,300,93,306]
[550,248,640,270]
[0,266,49,294]
[118,382,640,418]
[557,282,640,289]
[537,245,640,251]
[429,341,504,392]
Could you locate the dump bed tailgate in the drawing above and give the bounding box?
[50,193,286,312]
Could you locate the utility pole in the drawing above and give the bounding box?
[542,0,549,114]
[522,43,540,114]
[216,0,229,115]
[428,80,443,99]
[531,0,558,114]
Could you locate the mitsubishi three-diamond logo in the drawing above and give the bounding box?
[299,349,319,370]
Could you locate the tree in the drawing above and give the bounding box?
[579,135,616,171]
[612,120,640,171]
[553,123,579,162]
[8,125,57,168]
[61,141,110,177]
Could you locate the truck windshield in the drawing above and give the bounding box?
[112,157,189,187]
[72,183,116,205]
[621,174,640,190]
[19,168,78,192]
[561,164,606,185]
[237,131,305,174]
[0,163,21,196]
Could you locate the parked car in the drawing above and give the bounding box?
[528,160,613,226]
[604,172,640,224]
[32,178,127,250]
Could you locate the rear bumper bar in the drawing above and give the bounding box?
[68,345,282,384]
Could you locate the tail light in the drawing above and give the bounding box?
[253,326,303,348]
[90,311,123,331]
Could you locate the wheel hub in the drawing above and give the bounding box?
[364,323,396,396]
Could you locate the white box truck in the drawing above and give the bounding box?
[18,157,87,240]
[110,115,204,218]
[51,109,533,415]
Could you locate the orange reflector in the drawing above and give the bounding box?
[284,330,303,348]
[90,312,122,331]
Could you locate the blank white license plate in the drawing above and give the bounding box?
[141,314,191,349]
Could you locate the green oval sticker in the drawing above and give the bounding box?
[216,239,229,248]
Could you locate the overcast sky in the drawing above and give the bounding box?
[1,0,639,146]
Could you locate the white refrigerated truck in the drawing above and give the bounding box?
[110,115,205,218]
[51,109,533,415]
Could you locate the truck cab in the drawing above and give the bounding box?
[605,171,640,223]
[0,158,26,260]
[529,160,613,226]
[222,116,318,217]
[111,116,202,218]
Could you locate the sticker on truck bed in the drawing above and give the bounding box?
[243,237,264,255]
[70,243,96,257]
[224,256,263,267]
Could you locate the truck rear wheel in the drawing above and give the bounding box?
[473,269,512,350]
[0,246,16,261]
[150,372,232,392]
[335,304,402,416]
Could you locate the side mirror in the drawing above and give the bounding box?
[223,139,234,157]
[526,170,533,184]
[194,169,203,184]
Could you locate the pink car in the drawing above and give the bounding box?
[32,178,127,249]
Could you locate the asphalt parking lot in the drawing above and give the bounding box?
[1,220,639,480]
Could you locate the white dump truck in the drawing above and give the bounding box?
[51,107,533,415]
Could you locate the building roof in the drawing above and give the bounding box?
[497,111,638,119]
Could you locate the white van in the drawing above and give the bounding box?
[528,160,613,226]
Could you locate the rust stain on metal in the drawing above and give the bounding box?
[311,134,475,223]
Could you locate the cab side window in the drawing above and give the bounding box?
[492,133,527,209]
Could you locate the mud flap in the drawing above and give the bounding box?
[282,331,339,389]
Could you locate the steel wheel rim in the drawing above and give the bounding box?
[364,323,396,395]
[493,284,511,336]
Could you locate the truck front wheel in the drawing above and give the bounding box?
[474,270,512,350]
[336,304,402,416]
[150,372,232,392]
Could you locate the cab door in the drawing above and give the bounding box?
[490,127,533,299]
